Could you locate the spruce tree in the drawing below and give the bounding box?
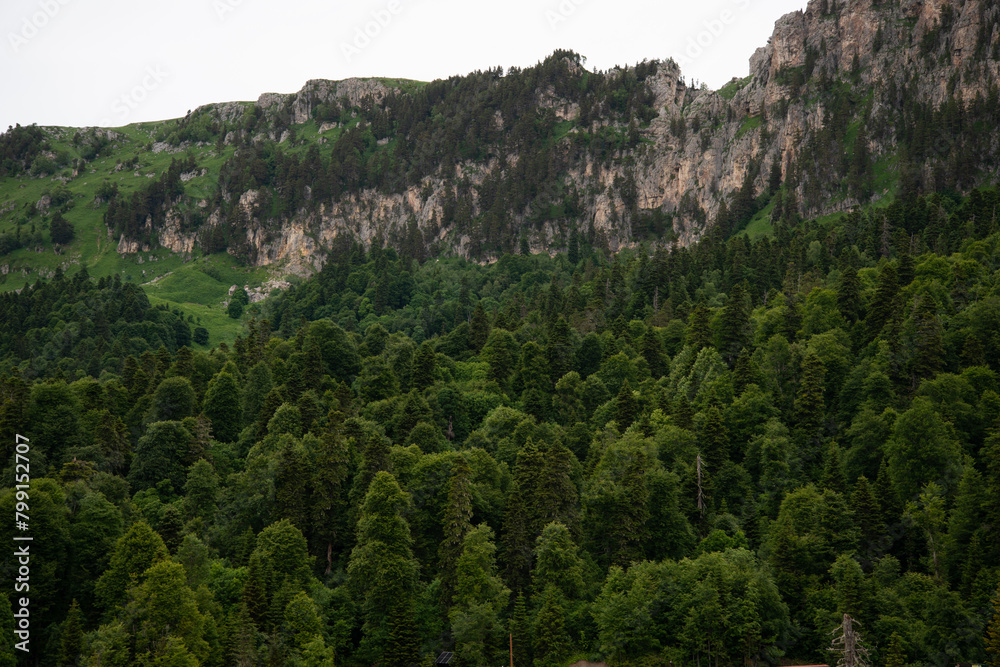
[732,348,762,395]
[615,379,638,429]
[718,282,751,367]
[795,351,826,461]
[57,600,84,667]
[347,472,419,663]
[203,371,243,443]
[688,305,714,349]
[533,585,570,667]
[639,328,666,379]
[440,456,474,604]
[699,405,729,472]
[885,632,905,667]
[311,428,351,573]
[837,267,862,323]
[469,302,490,352]
[821,441,847,492]
[911,292,944,385]
[850,475,884,564]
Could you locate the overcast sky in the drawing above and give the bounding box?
[1,0,808,131]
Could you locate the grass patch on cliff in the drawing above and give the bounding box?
[741,198,776,240]
[735,115,762,140]
[718,76,750,100]
[372,78,427,95]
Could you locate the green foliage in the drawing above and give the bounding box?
[7,133,1000,665]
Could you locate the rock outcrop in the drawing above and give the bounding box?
[119,0,1000,277]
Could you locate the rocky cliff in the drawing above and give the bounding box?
[113,0,1000,275]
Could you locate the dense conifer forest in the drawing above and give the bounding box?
[3,183,1000,666]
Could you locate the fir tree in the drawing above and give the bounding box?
[615,379,638,430]
[57,600,84,667]
[718,282,751,367]
[347,472,419,663]
[850,476,884,564]
[733,348,762,395]
[311,428,351,573]
[911,293,944,385]
[469,302,490,352]
[837,267,862,323]
[885,632,905,667]
[533,585,570,667]
[795,352,826,464]
[688,305,714,349]
[440,456,474,604]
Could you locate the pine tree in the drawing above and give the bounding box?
[385,600,420,667]
[885,632,905,667]
[874,458,902,531]
[536,440,579,532]
[640,327,666,378]
[546,317,574,384]
[821,441,847,492]
[911,293,944,385]
[509,593,534,667]
[866,264,898,340]
[615,379,638,429]
[501,483,533,593]
[850,476,884,564]
[57,599,84,667]
[688,305,714,349]
[412,341,437,390]
[469,302,490,352]
[349,426,391,511]
[347,472,419,663]
[311,429,351,574]
[732,348,762,395]
[275,442,311,532]
[440,456,474,604]
[699,405,729,472]
[568,229,580,265]
[203,371,243,443]
[795,352,826,468]
[533,585,570,667]
[828,613,870,667]
[718,282,751,367]
[837,267,862,323]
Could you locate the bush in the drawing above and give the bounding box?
[193,327,209,345]
[50,213,74,245]
[227,300,243,319]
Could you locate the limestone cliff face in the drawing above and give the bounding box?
[133,0,1000,274]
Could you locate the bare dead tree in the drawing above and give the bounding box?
[829,613,870,667]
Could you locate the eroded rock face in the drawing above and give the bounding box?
[119,0,1000,278]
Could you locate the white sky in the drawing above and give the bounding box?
[1,0,808,131]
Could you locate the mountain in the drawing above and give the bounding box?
[1,0,999,302]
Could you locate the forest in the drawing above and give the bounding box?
[3,180,1000,667]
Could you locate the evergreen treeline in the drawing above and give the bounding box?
[0,267,199,379]
[4,187,1000,666]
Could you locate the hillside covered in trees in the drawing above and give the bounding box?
[4,182,1000,666]
[5,0,1000,665]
